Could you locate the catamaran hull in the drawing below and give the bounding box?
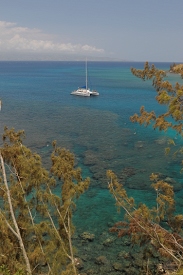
[71,88,99,97]
[71,92,90,96]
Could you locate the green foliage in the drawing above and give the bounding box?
[0,265,11,275]
[176,268,183,275]
[130,62,183,134]
[0,128,89,274]
[170,63,183,78]
[108,170,183,269]
[0,265,25,275]
[108,62,183,274]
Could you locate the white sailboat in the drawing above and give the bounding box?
[71,59,99,97]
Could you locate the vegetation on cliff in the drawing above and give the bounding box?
[108,62,183,274]
[0,128,89,274]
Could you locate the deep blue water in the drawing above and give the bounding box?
[0,61,182,245]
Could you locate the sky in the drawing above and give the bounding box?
[0,0,183,62]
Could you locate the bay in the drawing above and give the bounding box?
[0,61,182,272]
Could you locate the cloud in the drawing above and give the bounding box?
[0,20,104,55]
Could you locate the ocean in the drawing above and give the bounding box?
[0,61,182,273]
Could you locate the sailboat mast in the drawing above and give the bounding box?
[86,58,87,90]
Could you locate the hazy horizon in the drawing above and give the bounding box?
[0,0,183,62]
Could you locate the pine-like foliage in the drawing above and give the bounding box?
[107,170,183,269]
[131,62,183,134]
[108,62,183,274]
[0,127,90,275]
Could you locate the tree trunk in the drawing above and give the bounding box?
[0,153,32,275]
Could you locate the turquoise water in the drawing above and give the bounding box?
[0,61,182,273]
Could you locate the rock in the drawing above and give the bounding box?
[99,265,113,273]
[102,236,115,246]
[113,262,124,271]
[165,177,177,184]
[86,269,96,275]
[127,174,150,190]
[156,263,166,274]
[126,267,139,275]
[74,257,84,270]
[95,255,109,265]
[155,138,168,145]
[122,259,130,268]
[134,257,145,268]
[80,232,95,242]
[83,150,99,165]
[123,239,131,246]
[134,140,145,149]
[121,167,136,179]
[117,251,131,260]
[165,177,182,192]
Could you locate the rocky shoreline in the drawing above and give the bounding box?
[73,229,177,275]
